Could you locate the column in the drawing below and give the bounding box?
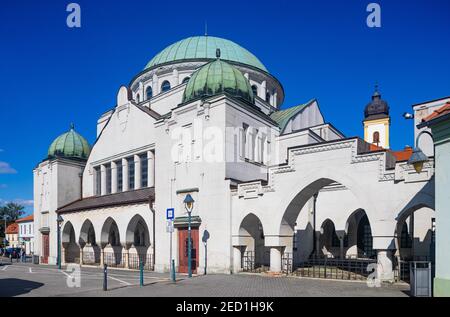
[377,250,394,281]
[124,248,129,269]
[61,248,66,265]
[339,237,344,259]
[111,161,118,194]
[122,158,129,192]
[100,249,104,267]
[148,150,155,188]
[260,80,266,100]
[173,69,179,86]
[134,155,141,190]
[270,247,282,273]
[315,231,320,257]
[100,165,107,196]
[139,82,144,101]
[152,74,159,95]
[79,248,84,266]
[233,247,242,273]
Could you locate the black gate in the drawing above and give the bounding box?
[242,251,255,272]
[293,257,377,280]
[282,252,293,274]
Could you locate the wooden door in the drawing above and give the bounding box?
[42,234,49,264]
[178,228,198,274]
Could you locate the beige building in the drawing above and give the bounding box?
[6,223,19,248]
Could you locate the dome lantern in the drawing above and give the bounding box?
[364,85,389,120]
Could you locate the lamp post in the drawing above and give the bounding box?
[57,215,64,270]
[183,194,195,278]
[1,215,10,247]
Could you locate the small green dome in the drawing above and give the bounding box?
[183,53,255,104]
[48,124,90,160]
[145,36,268,72]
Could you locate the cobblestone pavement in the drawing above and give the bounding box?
[0,260,409,297]
[75,273,409,297]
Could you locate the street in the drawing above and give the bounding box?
[0,260,409,297]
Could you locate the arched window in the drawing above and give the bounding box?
[145,86,153,100]
[182,77,190,84]
[136,94,140,103]
[161,80,171,93]
[265,92,271,103]
[373,131,380,145]
[251,85,258,97]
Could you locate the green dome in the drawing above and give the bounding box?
[183,54,255,104]
[48,124,90,160]
[145,36,268,72]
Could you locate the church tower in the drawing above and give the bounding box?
[33,124,90,265]
[363,86,390,149]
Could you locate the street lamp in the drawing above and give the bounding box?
[408,131,434,173]
[408,147,428,173]
[183,194,195,278]
[57,215,64,270]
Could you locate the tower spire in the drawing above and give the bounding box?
[373,83,380,98]
[205,21,208,36]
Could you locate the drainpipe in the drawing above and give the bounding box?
[312,193,319,257]
[78,172,83,199]
[149,196,156,268]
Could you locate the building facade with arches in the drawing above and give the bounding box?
[33,35,437,282]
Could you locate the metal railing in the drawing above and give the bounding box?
[103,252,126,268]
[293,257,377,280]
[82,251,101,265]
[242,251,269,273]
[128,253,154,271]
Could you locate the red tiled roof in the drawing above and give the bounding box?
[5,223,18,234]
[391,147,413,162]
[422,102,450,123]
[369,144,384,151]
[16,215,33,223]
[368,143,413,162]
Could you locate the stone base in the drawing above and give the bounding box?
[434,277,450,297]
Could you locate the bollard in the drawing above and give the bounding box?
[103,264,107,291]
[140,262,144,287]
[171,259,176,283]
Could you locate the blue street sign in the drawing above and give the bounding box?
[166,208,175,220]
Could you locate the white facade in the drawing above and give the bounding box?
[413,96,450,157]
[33,36,435,282]
[18,219,34,255]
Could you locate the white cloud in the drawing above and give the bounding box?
[0,198,33,207]
[0,161,17,174]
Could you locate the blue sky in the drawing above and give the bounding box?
[1,0,449,215]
